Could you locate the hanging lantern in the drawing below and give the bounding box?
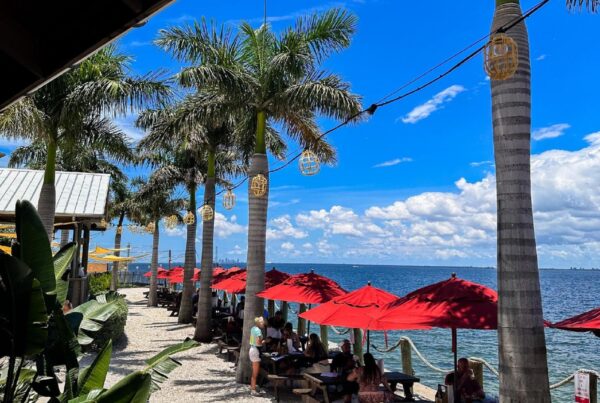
[128,224,137,233]
[146,222,156,233]
[100,218,108,228]
[484,34,518,80]
[223,189,236,210]
[164,215,178,229]
[298,150,320,176]
[251,174,268,197]
[116,225,123,235]
[183,211,195,225]
[200,204,214,222]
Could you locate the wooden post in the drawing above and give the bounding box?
[353,328,363,364]
[400,339,414,376]
[469,359,484,388]
[298,303,307,336]
[320,325,329,349]
[282,301,289,322]
[591,372,598,403]
[268,299,275,318]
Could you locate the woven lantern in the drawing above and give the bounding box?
[146,222,156,234]
[100,218,108,228]
[251,174,268,197]
[116,225,123,235]
[299,150,320,176]
[184,211,195,225]
[484,34,518,80]
[164,215,178,229]
[128,224,137,233]
[200,204,214,222]
[223,189,236,210]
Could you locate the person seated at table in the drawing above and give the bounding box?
[331,340,359,403]
[347,353,396,403]
[445,358,486,403]
[270,310,285,330]
[281,322,301,353]
[62,299,73,314]
[225,316,242,341]
[304,333,328,363]
[235,296,245,322]
[264,318,282,351]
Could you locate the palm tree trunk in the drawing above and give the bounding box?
[178,184,197,323]
[148,219,160,307]
[39,138,57,240]
[236,151,268,384]
[194,162,216,342]
[491,3,550,402]
[111,211,125,292]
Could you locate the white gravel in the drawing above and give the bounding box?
[91,287,275,403]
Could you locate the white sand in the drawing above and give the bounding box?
[90,287,273,403]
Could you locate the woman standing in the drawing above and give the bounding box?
[249,316,265,396]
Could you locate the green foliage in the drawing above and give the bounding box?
[87,294,128,350]
[53,242,77,305]
[89,273,112,295]
[67,295,123,347]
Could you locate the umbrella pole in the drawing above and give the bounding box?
[282,301,288,322]
[452,327,458,399]
[307,304,312,335]
[367,330,370,353]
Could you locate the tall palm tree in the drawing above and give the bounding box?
[108,178,134,291]
[129,177,185,307]
[156,10,362,381]
[491,1,596,401]
[0,45,168,239]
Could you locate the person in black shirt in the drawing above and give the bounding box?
[331,339,359,402]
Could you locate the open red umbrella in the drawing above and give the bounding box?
[299,282,397,351]
[372,273,498,381]
[143,267,168,278]
[214,267,290,294]
[257,269,346,304]
[550,307,600,337]
[211,267,245,286]
[169,268,201,283]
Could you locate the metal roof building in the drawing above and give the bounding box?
[0,168,110,225]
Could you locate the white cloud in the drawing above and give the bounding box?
[401,85,465,124]
[281,242,295,251]
[198,212,246,238]
[373,157,413,168]
[114,116,146,143]
[164,226,186,238]
[536,54,547,61]
[293,131,600,265]
[532,123,570,141]
[227,245,245,255]
[267,215,308,240]
[469,160,493,167]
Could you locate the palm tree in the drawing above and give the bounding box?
[491,1,596,401]
[156,10,361,381]
[107,179,133,291]
[129,177,184,307]
[0,45,168,239]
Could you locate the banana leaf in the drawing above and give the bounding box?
[0,253,48,358]
[95,372,152,403]
[67,300,119,346]
[53,242,77,305]
[0,367,37,402]
[76,340,112,397]
[144,338,199,392]
[14,201,56,302]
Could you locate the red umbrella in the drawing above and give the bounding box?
[211,267,245,286]
[550,307,600,337]
[214,268,290,294]
[299,282,397,352]
[169,268,201,283]
[256,270,346,304]
[372,273,498,381]
[143,267,168,278]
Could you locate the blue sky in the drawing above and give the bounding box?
[2,1,599,268]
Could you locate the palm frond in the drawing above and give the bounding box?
[566,0,599,11]
[0,98,47,140]
[280,110,337,164]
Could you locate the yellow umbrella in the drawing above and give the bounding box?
[0,245,11,255]
[0,233,16,239]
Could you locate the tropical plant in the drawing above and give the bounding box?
[107,178,134,292]
[156,10,362,380]
[129,177,185,307]
[490,1,597,401]
[0,45,168,239]
[0,200,198,402]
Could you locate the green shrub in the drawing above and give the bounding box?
[88,293,128,350]
[89,272,111,295]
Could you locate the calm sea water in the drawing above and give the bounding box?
[128,263,599,401]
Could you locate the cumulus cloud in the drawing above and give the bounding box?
[401,85,465,124]
[536,54,547,61]
[470,160,494,167]
[532,123,570,141]
[198,212,246,238]
[267,215,308,240]
[290,132,600,265]
[373,157,413,168]
[281,242,295,251]
[227,245,245,255]
[165,226,186,238]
